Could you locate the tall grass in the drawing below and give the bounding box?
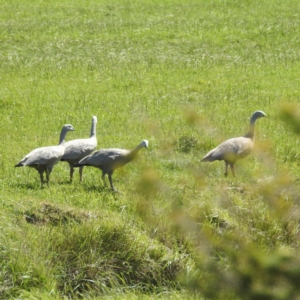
[1,0,300,299]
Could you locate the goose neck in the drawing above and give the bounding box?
[245,118,257,139]
[59,129,68,145]
[127,144,143,161]
[90,122,97,138]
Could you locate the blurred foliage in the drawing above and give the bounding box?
[280,103,300,134]
[135,159,300,299]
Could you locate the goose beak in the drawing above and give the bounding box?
[143,140,149,149]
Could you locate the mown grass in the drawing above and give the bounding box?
[1,0,300,299]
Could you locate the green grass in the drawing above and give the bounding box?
[1,0,300,298]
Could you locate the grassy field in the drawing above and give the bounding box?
[1,0,300,299]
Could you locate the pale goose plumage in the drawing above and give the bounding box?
[15,124,75,186]
[201,110,266,176]
[74,140,148,192]
[61,116,97,182]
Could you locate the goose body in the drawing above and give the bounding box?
[15,124,75,186]
[201,110,266,176]
[74,140,148,192]
[61,116,97,182]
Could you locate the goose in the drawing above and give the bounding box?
[15,124,75,186]
[73,140,148,192]
[60,116,97,182]
[201,110,266,176]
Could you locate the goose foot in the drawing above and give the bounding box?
[110,187,121,194]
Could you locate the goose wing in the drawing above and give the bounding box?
[202,137,253,162]
[18,145,65,166]
[78,148,129,166]
[62,138,97,161]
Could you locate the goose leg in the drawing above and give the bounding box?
[70,166,74,182]
[230,164,235,177]
[224,162,229,177]
[79,166,83,183]
[108,174,118,193]
[46,169,50,187]
[101,173,107,186]
[39,171,44,186]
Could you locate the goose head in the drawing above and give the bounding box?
[251,110,267,122]
[141,140,149,149]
